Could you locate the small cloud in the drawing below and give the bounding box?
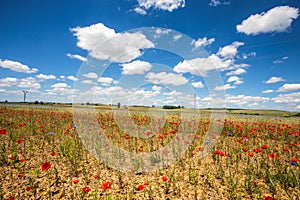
[217,41,244,58]
[134,7,147,15]
[66,53,87,62]
[209,0,230,7]
[214,84,236,91]
[264,76,285,84]
[191,37,215,48]
[36,74,56,80]
[98,77,114,86]
[226,68,246,76]
[273,56,288,64]
[135,0,185,12]
[67,75,78,81]
[191,81,204,88]
[145,72,188,86]
[82,72,98,79]
[120,60,152,75]
[173,34,182,41]
[262,89,274,93]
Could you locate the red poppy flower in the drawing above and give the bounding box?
[144,181,149,186]
[94,175,99,179]
[19,158,25,163]
[283,147,289,151]
[137,184,144,191]
[264,196,275,200]
[162,176,168,182]
[41,162,51,171]
[249,152,254,157]
[73,179,79,184]
[0,128,7,134]
[198,147,204,151]
[290,158,297,162]
[242,148,248,152]
[51,152,56,156]
[26,186,32,191]
[102,181,112,190]
[262,144,268,149]
[82,186,91,193]
[16,139,23,144]
[18,174,23,178]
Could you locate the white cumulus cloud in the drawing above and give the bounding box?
[71,23,154,63]
[191,81,204,88]
[217,41,244,58]
[0,59,38,73]
[209,0,230,7]
[236,6,299,35]
[82,72,98,79]
[120,60,152,75]
[226,68,246,76]
[145,72,188,86]
[36,74,56,80]
[214,84,236,91]
[277,83,300,92]
[191,37,215,48]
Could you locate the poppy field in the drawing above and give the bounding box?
[0,105,299,200]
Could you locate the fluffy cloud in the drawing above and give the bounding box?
[120,60,152,75]
[18,77,41,90]
[36,74,56,80]
[191,81,204,88]
[67,75,78,81]
[134,7,147,15]
[66,53,87,62]
[47,83,74,95]
[236,6,299,35]
[82,72,98,79]
[145,72,188,86]
[135,0,185,12]
[214,84,236,91]
[71,23,154,63]
[98,77,114,86]
[217,41,244,58]
[264,76,285,84]
[277,83,300,92]
[227,76,243,85]
[191,37,215,48]
[0,59,38,73]
[173,54,233,77]
[209,0,230,7]
[226,68,246,76]
[272,92,300,104]
[225,94,269,106]
[0,77,18,87]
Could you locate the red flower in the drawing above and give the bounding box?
[264,196,275,200]
[262,144,268,149]
[41,162,51,171]
[198,147,204,151]
[137,184,144,191]
[0,128,7,134]
[249,152,254,157]
[125,133,130,139]
[82,186,91,193]
[144,181,149,186]
[269,154,278,159]
[19,158,25,163]
[162,176,168,182]
[16,139,23,144]
[290,158,297,162]
[73,179,79,184]
[94,175,99,179]
[18,174,23,178]
[51,152,56,156]
[26,186,32,191]
[242,148,248,152]
[102,181,112,190]
[283,147,289,151]
[18,123,24,127]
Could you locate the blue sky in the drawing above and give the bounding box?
[0,0,300,111]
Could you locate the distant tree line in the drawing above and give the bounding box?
[162,105,184,109]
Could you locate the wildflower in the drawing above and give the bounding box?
[51,152,56,156]
[227,132,233,137]
[18,123,24,127]
[0,128,7,134]
[94,175,99,179]
[48,132,54,136]
[102,181,112,190]
[264,196,275,200]
[125,133,130,139]
[18,174,23,178]
[25,186,32,191]
[249,152,254,157]
[198,147,204,151]
[16,139,23,144]
[137,184,144,191]
[162,176,168,182]
[290,162,297,166]
[73,125,78,129]
[242,148,248,152]
[82,186,91,193]
[41,162,51,171]
[144,181,149,186]
[73,179,79,184]
[269,154,278,159]
[19,158,25,163]
[262,144,268,149]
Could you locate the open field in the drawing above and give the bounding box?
[0,105,299,199]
